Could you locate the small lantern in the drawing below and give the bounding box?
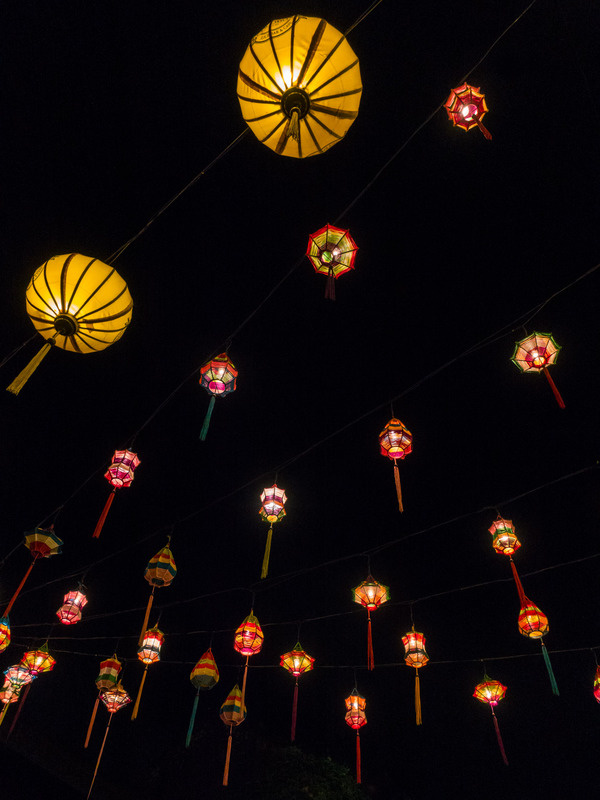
[306,224,358,300]
[234,612,264,657]
[444,83,492,139]
[84,654,123,748]
[138,538,177,646]
[259,484,287,579]
[93,449,141,538]
[0,617,10,654]
[344,689,367,784]
[473,675,508,765]
[56,586,88,625]
[186,649,220,748]
[0,683,22,725]
[353,576,389,670]
[131,626,165,721]
[489,518,521,556]
[199,353,238,440]
[379,417,412,511]
[518,598,559,696]
[402,628,429,725]
[2,527,63,619]
[593,666,600,703]
[511,332,565,408]
[220,684,247,786]
[280,642,315,742]
[20,643,56,676]
[4,664,34,689]
[87,683,132,799]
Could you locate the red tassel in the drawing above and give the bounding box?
[3,557,37,616]
[325,269,336,300]
[492,709,509,765]
[93,490,115,538]
[543,367,565,409]
[415,669,422,726]
[475,116,492,140]
[291,679,299,742]
[84,694,101,748]
[510,559,527,607]
[223,725,233,786]
[393,461,403,512]
[367,610,374,671]
[240,658,249,714]
[356,730,362,784]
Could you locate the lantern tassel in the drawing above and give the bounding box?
[509,559,527,607]
[7,682,31,740]
[2,557,37,617]
[261,525,273,579]
[200,395,216,441]
[474,116,492,140]
[87,713,113,800]
[541,640,560,696]
[325,268,336,301]
[543,367,565,409]
[291,679,299,742]
[393,461,404,512]
[185,690,200,748]
[6,338,55,396]
[84,694,101,748]
[355,730,362,784]
[0,701,11,728]
[138,588,155,647]
[288,108,301,141]
[130,666,148,721]
[92,490,115,539]
[415,668,422,726]
[491,709,508,765]
[223,724,233,786]
[367,610,374,671]
[240,658,249,714]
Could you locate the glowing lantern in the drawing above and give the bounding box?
[0,682,22,727]
[259,484,287,579]
[379,417,412,511]
[488,515,528,609]
[2,526,63,619]
[402,628,429,726]
[444,83,492,140]
[238,16,362,159]
[7,253,133,395]
[56,585,88,625]
[0,617,10,654]
[593,666,600,703]
[84,655,122,749]
[0,663,35,732]
[234,610,264,719]
[186,648,220,748]
[199,352,238,440]
[511,331,565,408]
[220,684,247,786]
[138,538,176,647]
[131,626,164,721]
[20,643,56,676]
[353,575,389,671]
[518,598,559,695]
[306,224,358,300]
[473,675,509,765]
[280,642,315,742]
[87,683,131,799]
[344,689,367,784]
[93,448,141,538]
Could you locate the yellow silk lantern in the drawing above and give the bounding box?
[237,16,362,158]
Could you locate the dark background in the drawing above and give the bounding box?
[1,1,600,797]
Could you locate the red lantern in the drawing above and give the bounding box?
[306,224,358,300]
[234,611,263,718]
[186,648,220,748]
[2,526,63,618]
[56,586,88,625]
[344,689,367,784]
[87,683,131,799]
[259,484,287,579]
[473,675,508,765]
[93,449,140,538]
[138,538,177,647]
[84,655,122,749]
[593,666,600,703]
[488,516,525,604]
[0,617,10,654]
[511,332,565,408]
[444,83,492,140]
[0,663,35,732]
[219,684,247,786]
[199,352,238,440]
[280,642,315,742]
[518,598,559,696]
[20,643,56,676]
[402,628,429,725]
[131,626,164,721]
[353,576,389,670]
[379,417,412,511]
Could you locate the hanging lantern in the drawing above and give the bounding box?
[306,224,358,300]
[20,643,56,676]
[593,666,600,703]
[234,611,264,719]
[0,683,22,727]
[353,576,389,671]
[186,648,220,748]
[473,675,509,765]
[199,352,238,441]
[87,683,131,800]
[444,83,492,140]
[402,628,429,726]
[259,484,287,579]
[131,626,164,721]
[238,16,362,159]
[220,684,247,786]
[379,417,412,511]
[0,617,10,653]
[56,585,88,625]
[510,332,565,409]
[85,655,122,748]
[93,448,141,538]
[488,516,526,606]
[518,598,559,696]
[138,538,177,646]
[344,689,367,784]
[4,664,34,690]
[0,663,35,730]
[280,642,315,742]
[2,527,63,619]
[7,253,133,396]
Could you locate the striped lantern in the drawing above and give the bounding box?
[199,353,238,440]
[510,331,565,408]
[87,683,131,799]
[353,576,389,670]
[131,626,165,721]
[0,617,10,654]
[84,655,122,749]
[473,675,509,765]
[92,448,141,538]
[2,528,63,619]
[280,642,314,742]
[138,538,177,647]
[56,586,88,625]
[186,648,220,748]
[518,598,559,696]
[444,83,492,140]
[220,684,247,786]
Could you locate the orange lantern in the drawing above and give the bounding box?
[0,663,35,733]
[93,449,141,538]
[488,516,526,604]
[402,628,429,725]
[306,224,358,300]
[219,684,247,786]
[444,83,492,139]
[344,689,367,784]
[199,352,238,440]
[379,417,412,511]
[186,648,220,748]
[511,332,565,409]
[87,682,131,799]
[280,642,315,742]
[473,675,508,765]
[131,626,164,721]
[234,611,263,716]
[56,585,88,625]
[259,484,287,579]
[20,643,55,676]
[518,598,559,695]
[353,575,389,670]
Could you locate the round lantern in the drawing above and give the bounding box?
[473,675,509,765]
[444,84,492,139]
[306,224,358,299]
[510,331,565,408]
[518,599,559,696]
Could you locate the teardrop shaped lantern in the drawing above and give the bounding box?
[186,648,220,748]
[344,688,367,784]
[93,448,141,538]
[199,352,238,440]
[511,331,565,408]
[473,675,509,765]
[131,626,164,721]
[518,598,559,696]
[84,655,122,749]
[306,224,358,300]
[7,253,133,395]
[353,575,389,670]
[444,83,492,140]
[280,642,315,742]
[379,417,412,511]
[402,628,429,725]
[259,484,287,579]
[138,538,177,647]
[234,611,264,720]
[238,16,362,158]
[220,684,247,786]
[56,585,88,625]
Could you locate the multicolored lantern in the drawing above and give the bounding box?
[488,516,525,603]
[593,666,600,703]
[199,352,238,440]
[186,648,220,748]
[444,83,492,140]
[7,253,133,396]
[402,628,429,725]
[306,224,358,299]
[84,655,122,749]
[518,598,559,695]
[20,642,56,676]
[87,683,131,800]
[473,675,508,765]
[237,16,362,159]
[0,617,10,654]
[353,576,389,670]
[379,417,412,511]
[56,585,88,625]
[280,642,315,742]
[0,681,23,727]
[234,611,264,716]
[220,684,247,786]
[511,332,565,408]
[2,526,63,619]
[0,663,35,733]
[259,484,287,579]
[344,689,367,784]
[131,626,164,721]
[138,538,176,646]
[93,449,141,538]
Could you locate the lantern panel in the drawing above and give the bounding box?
[137,627,165,664]
[379,418,413,460]
[219,684,247,726]
[518,601,549,639]
[402,630,429,668]
[104,449,140,488]
[353,577,389,610]
[234,613,264,656]
[473,678,507,706]
[511,332,561,374]
[280,643,315,676]
[259,485,288,524]
[200,353,238,397]
[306,225,358,279]
[345,708,367,729]
[0,617,10,654]
[444,84,489,131]
[190,648,220,690]
[144,543,177,587]
[102,683,131,713]
[20,645,56,676]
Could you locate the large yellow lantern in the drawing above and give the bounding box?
[7,253,133,395]
[237,16,362,158]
